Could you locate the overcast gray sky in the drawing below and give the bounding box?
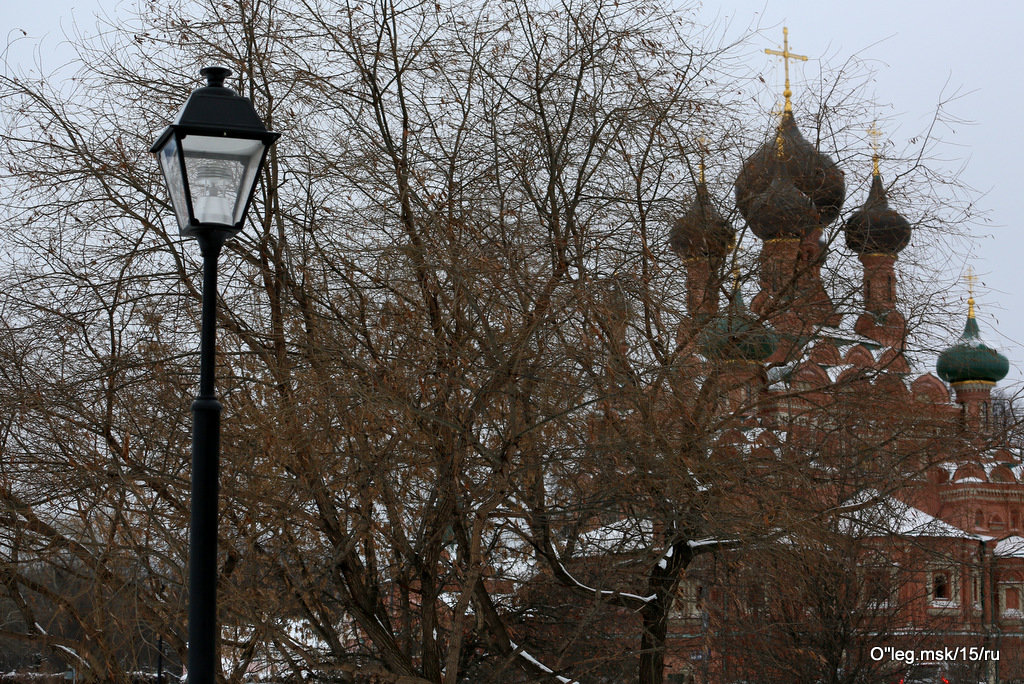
[690,0,1024,392]
[6,0,1024,391]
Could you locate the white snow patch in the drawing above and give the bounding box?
[556,560,656,604]
[839,490,982,539]
[510,640,580,683]
[688,537,736,549]
[54,644,86,666]
[995,536,1024,558]
[576,518,653,555]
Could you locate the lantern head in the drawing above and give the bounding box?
[151,67,280,239]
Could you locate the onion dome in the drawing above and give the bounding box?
[669,181,735,259]
[735,111,846,232]
[936,301,1010,384]
[741,157,821,240]
[699,287,779,362]
[844,173,912,255]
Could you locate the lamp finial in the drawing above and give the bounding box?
[200,66,232,88]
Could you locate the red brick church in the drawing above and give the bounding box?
[629,32,1021,684]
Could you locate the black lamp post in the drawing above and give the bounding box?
[151,66,279,683]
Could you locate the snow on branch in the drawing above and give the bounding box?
[54,644,87,667]
[555,560,656,604]
[510,640,580,684]
[687,537,740,550]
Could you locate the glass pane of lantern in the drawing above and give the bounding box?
[180,135,266,226]
[156,135,191,232]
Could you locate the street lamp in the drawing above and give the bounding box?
[151,66,279,684]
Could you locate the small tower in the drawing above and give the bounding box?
[936,275,1010,431]
[734,28,845,336]
[844,124,912,348]
[670,141,735,320]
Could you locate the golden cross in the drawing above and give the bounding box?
[765,27,807,113]
[964,267,979,318]
[867,121,883,176]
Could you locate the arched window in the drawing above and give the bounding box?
[1004,586,1022,617]
[929,567,960,610]
[975,510,986,529]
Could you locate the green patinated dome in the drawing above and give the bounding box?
[936,305,1010,384]
[699,288,779,362]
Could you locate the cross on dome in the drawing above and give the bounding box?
[765,27,807,114]
[867,121,883,176]
[964,267,979,319]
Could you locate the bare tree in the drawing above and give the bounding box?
[0,0,988,682]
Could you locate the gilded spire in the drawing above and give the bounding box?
[964,267,978,319]
[867,121,883,177]
[771,102,785,152]
[765,27,807,114]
